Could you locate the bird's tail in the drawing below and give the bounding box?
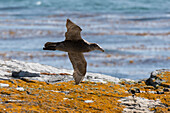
[43,42,58,50]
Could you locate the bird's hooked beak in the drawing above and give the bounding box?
[97,46,105,52]
[90,43,104,52]
[95,44,104,52]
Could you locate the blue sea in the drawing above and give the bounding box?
[0,0,170,80]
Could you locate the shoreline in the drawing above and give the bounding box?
[0,59,133,84]
[0,59,169,112]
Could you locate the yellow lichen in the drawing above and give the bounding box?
[0,80,127,112]
[0,71,169,112]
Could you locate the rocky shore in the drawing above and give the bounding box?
[0,60,169,112]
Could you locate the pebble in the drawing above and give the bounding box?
[0,83,9,87]
[63,98,68,100]
[84,100,94,103]
[163,88,169,92]
[16,87,25,91]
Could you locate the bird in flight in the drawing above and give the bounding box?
[43,19,104,85]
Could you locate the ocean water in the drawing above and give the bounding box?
[0,0,170,80]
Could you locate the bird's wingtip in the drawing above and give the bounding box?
[67,19,71,22]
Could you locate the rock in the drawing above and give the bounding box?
[12,70,40,78]
[16,87,25,91]
[145,78,157,87]
[86,76,92,79]
[90,79,107,83]
[51,90,70,94]
[144,86,155,89]
[20,78,36,83]
[63,98,68,100]
[156,91,164,94]
[150,69,170,78]
[145,69,170,87]
[119,96,164,113]
[161,82,170,88]
[0,83,9,87]
[163,88,169,92]
[84,100,94,103]
[0,59,125,84]
[128,87,140,95]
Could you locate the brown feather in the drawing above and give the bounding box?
[68,52,87,85]
[43,19,104,85]
[65,19,82,41]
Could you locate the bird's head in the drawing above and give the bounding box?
[90,43,104,52]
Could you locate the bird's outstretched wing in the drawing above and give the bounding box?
[68,52,87,85]
[65,19,82,41]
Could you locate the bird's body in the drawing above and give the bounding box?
[44,39,93,53]
[43,19,104,85]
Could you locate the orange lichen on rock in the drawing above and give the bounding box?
[0,79,129,112]
[157,71,170,83]
[40,72,58,75]
[0,71,169,112]
[119,71,170,112]
[59,73,71,75]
